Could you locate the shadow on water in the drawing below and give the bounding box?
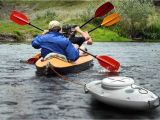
[89,99,160,119]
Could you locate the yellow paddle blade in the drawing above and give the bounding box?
[104,16,121,26]
[101,13,121,26]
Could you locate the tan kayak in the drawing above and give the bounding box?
[35,55,93,76]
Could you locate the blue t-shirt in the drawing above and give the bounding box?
[32,32,79,61]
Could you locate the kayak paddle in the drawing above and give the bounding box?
[70,2,114,36]
[10,10,43,31]
[79,48,120,72]
[88,13,121,33]
[27,53,41,64]
[85,13,121,72]
[80,2,114,28]
[10,10,120,72]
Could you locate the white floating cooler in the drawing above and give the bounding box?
[101,76,134,89]
[85,76,160,110]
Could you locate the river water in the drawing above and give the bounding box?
[0,42,160,120]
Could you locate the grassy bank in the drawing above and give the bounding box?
[0,0,130,42]
[109,0,160,40]
[0,0,159,42]
[0,19,129,42]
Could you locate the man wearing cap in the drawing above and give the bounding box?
[32,20,79,61]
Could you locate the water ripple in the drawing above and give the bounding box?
[0,43,160,119]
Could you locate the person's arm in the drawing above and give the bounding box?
[74,26,93,45]
[84,31,93,45]
[32,35,41,49]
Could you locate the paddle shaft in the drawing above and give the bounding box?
[88,25,101,33]
[28,23,44,31]
[13,13,102,34]
[79,48,96,58]
[71,2,114,36]
[72,23,101,36]
[88,13,121,33]
[79,48,116,67]
[13,13,44,31]
[80,2,114,28]
[80,17,95,28]
[20,17,101,33]
[70,17,95,36]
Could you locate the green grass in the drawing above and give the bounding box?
[0,19,130,42]
[89,28,130,42]
[1,0,160,42]
[0,1,135,42]
[63,19,130,42]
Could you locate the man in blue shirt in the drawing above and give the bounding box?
[32,20,79,61]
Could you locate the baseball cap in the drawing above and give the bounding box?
[48,20,61,29]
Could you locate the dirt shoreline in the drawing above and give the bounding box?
[0,33,19,42]
[0,33,33,42]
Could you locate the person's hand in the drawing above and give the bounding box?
[87,39,93,45]
[74,26,81,32]
[74,27,93,45]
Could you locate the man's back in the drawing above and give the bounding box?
[32,32,79,61]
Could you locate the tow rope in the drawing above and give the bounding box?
[48,62,88,92]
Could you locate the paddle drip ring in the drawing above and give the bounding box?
[131,84,148,94]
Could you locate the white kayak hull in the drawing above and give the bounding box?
[86,77,160,110]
